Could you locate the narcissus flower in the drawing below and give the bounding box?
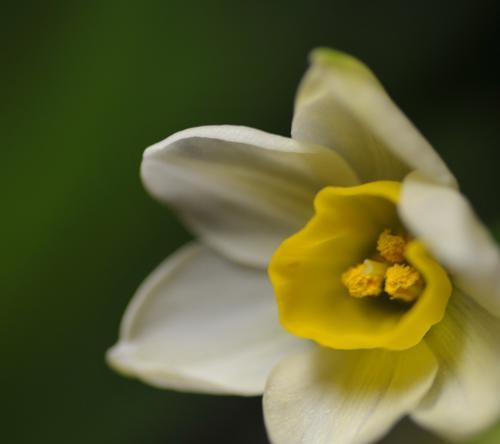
[107,49,500,444]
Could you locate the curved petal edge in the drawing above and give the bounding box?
[141,125,359,268]
[263,343,437,444]
[107,242,310,396]
[292,48,457,187]
[400,171,500,317]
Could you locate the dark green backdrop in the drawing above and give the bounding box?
[2,1,499,443]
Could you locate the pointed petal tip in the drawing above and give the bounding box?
[308,47,377,83]
[106,342,138,378]
[309,47,354,63]
[309,47,342,63]
[295,48,457,186]
[309,47,351,63]
[107,340,267,396]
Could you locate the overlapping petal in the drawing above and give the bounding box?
[141,125,358,268]
[400,172,500,316]
[107,243,310,396]
[263,343,437,444]
[292,48,457,187]
[412,291,500,440]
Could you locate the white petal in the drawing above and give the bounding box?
[142,125,358,268]
[107,242,309,396]
[292,48,457,187]
[400,171,500,316]
[412,291,500,440]
[263,343,437,444]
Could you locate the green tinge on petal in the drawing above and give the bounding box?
[310,47,381,86]
[292,47,458,187]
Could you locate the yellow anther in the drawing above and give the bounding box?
[385,264,423,303]
[341,259,388,298]
[376,229,406,263]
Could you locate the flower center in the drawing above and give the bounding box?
[268,181,452,351]
[341,230,424,303]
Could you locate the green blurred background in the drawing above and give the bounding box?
[2,1,499,443]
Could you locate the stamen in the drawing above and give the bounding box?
[341,259,387,298]
[385,264,423,303]
[342,228,424,303]
[376,229,406,263]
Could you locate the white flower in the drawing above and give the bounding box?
[107,48,500,444]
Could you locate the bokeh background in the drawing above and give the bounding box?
[2,1,500,443]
